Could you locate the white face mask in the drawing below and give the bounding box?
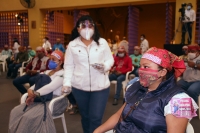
[118,53,125,57]
[187,6,191,10]
[141,37,144,41]
[188,53,196,60]
[134,50,139,55]
[80,28,94,40]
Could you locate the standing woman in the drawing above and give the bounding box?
[13,38,20,53]
[62,15,114,133]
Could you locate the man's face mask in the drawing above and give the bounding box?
[188,52,197,60]
[118,53,125,57]
[79,20,94,40]
[4,47,8,50]
[134,50,139,55]
[182,49,188,55]
[187,6,191,10]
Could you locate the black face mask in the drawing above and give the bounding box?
[182,50,188,55]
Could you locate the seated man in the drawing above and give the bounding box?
[129,46,142,77]
[1,44,12,57]
[179,45,188,62]
[27,46,36,58]
[7,46,28,79]
[13,46,50,94]
[177,45,200,103]
[6,47,18,68]
[52,38,65,53]
[109,46,132,105]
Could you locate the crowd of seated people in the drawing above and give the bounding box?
[6,46,28,79]
[13,46,50,94]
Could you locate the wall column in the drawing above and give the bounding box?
[28,8,45,49]
[128,5,139,55]
[175,0,197,44]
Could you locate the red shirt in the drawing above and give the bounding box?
[112,54,132,74]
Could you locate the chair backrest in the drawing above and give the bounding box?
[0,55,8,61]
[186,122,194,133]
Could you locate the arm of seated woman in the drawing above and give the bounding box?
[36,76,63,96]
[165,93,198,133]
[94,103,126,133]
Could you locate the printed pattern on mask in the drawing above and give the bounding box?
[138,68,159,87]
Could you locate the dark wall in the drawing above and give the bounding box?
[87,2,176,49]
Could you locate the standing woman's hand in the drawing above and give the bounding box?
[62,86,71,95]
[92,63,105,73]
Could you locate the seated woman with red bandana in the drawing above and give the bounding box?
[94,47,198,133]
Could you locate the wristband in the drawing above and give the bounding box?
[32,90,40,97]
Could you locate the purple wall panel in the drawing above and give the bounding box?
[128,5,139,55]
[165,3,173,44]
[195,1,200,44]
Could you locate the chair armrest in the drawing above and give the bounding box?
[125,66,134,82]
[49,94,67,113]
[20,93,28,104]
[22,57,32,68]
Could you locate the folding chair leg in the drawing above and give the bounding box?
[61,114,67,133]
[2,64,5,72]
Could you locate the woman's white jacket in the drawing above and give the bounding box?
[63,37,114,92]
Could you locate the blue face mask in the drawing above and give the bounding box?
[48,60,58,70]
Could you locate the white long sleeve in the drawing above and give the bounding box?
[29,70,64,96]
[36,76,63,96]
[103,40,114,72]
[63,42,75,87]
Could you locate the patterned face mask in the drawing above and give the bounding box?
[138,68,160,87]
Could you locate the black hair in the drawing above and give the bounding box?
[158,66,175,80]
[70,15,101,45]
[44,37,49,40]
[187,3,193,8]
[60,63,64,69]
[13,38,20,44]
[141,34,146,38]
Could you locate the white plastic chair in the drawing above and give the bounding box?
[186,122,194,133]
[19,57,32,76]
[110,66,134,98]
[21,93,68,133]
[0,55,8,72]
[105,130,114,133]
[105,122,194,133]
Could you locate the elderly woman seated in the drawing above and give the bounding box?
[94,47,198,133]
[9,51,70,133]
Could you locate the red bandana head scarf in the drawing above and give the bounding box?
[141,47,186,78]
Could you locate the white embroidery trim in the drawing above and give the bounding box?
[51,52,61,60]
[142,53,161,65]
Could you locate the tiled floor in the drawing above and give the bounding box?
[0,72,199,133]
